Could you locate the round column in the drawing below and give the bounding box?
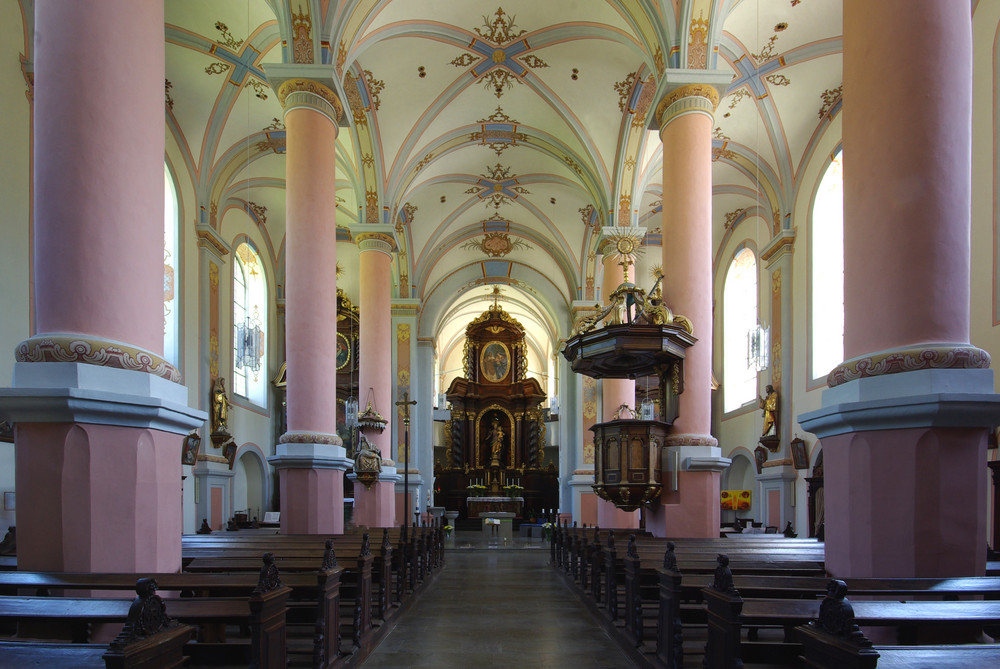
[597,249,638,529]
[646,85,728,538]
[269,79,349,535]
[352,231,398,528]
[843,0,971,358]
[800,1,998,577]
[2,0,207,574]
[33,0,164,352]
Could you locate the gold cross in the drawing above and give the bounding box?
[395,391,417,425]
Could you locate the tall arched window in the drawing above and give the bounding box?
[233,242,267,406]
[163,166,179,366]
[811,151,844,380]
[723,246,758,413]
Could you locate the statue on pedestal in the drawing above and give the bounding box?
[487,416,505,467]
[211,377,232,446]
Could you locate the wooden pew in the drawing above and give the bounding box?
[0,552,344,668]
[183,526,417,620]
[0,579,195,669]
[796,580,1000,669]
[0,555,293,669]
[185,535,374,659]
[704,580,1000,669]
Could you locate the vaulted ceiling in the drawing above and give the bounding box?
[163,0,843,386]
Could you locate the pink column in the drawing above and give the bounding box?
[33,1,163,352]
[646,85,724,538]
[353,232,397,528]
[843,0,970,357]
[271,80,347,535]
[807,1,987,578]
[8,1,196,574]
[597,251,638,529]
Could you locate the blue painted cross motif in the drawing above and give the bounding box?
[727,53,786,101]
[469,38,530,79]
[208,42,266,88]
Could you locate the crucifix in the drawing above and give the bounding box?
[395,391,417,528]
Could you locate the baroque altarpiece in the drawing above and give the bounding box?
[434,300,558,519]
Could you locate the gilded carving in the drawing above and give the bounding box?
[828,345,991,388]
[614,72,639,112]
[213,21,243,49]
[16,335,181,383]
[724,208,745,229]
[818,85,843,119]
[291,5,314,65]
[279,431,343,446]
[655,84,720,124]
[277,79,343,120]
[461,232,531,258]
[688,12,709,69]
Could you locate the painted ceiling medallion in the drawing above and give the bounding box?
[449,7,548,98]
[465,163,530,209]
[462,231,531,258]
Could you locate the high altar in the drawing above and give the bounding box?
[434,293,558,519]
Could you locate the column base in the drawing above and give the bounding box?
[269,442,351,535]
[0,362,205,573]
[568,470,597,526]
[798,368,998,577]
[348,467,400,529]
[649,439,730,538]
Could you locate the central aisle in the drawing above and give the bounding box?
[360,533,638,668]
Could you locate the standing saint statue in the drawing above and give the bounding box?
[487,417,505,465]
[759,384,778,438]
[211,377,231,435]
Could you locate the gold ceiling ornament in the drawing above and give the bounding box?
[603,226,646,282]
[461,231,531,258]
[614,72,639,112]
[818,85,843,120]
[475,8,526,44]
[213,21,244,50]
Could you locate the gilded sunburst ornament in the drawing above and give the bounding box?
[461,232,531,258]
[603,226,646,281]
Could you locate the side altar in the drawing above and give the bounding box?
[434,291,559,520]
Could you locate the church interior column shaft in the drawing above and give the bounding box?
[646,85,725,538]
[353,233,397,528]
[7,0,206,573]
[270,80,347,534]
[799,1,995,577]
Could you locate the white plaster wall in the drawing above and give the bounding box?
[0,5,29,533]
[972,4,1000,544]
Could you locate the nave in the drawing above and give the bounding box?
[360,533,637,669]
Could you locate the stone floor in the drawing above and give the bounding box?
[358,531,639,668]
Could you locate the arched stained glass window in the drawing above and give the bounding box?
[233,242,267,406]
[163,166,179,366]
[724,247,758,413]
[811,151,844,380]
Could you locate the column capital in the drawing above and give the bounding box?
[354,224,398,255]
[265,63,347,126]
[277,78,343,124]
[652,70,732,129]
[196,225,230,259]
[760,229,796,267]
